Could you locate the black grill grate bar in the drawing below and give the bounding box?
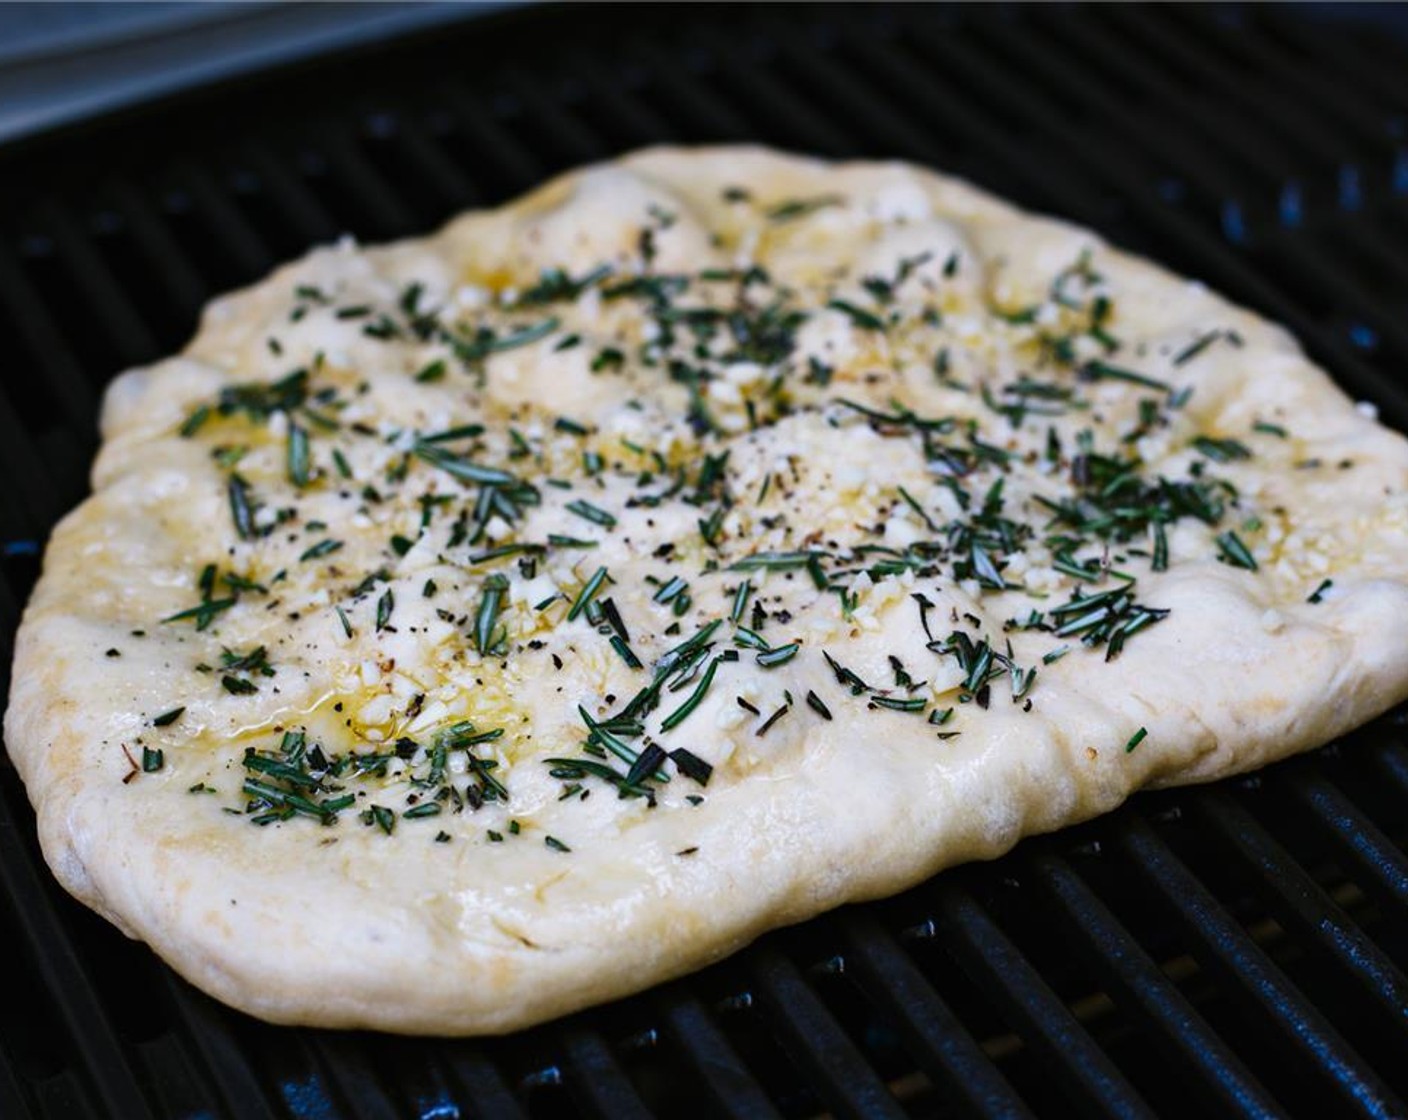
[106,178,212,328]
[0,1041,29,1120]
[839,16,1101,220]
[887,10,1408,425]
[216,133,368,277]
[833,14,1023,192]
[1091,8,1354,183]
[1280,765,1408,930]
[653,986,784,1120]
[500,67,610,169]
[1267,14,1408,120]
[359,108,482,214]
[909,12,1298,241]
[1031,5,1408,323]
[762,19,971,173]
[436,1046,525,1120]
[0,404,89,546]
[1025,847,1282,1119]
[1167,7,1404,167]
[559,1025,652,1120]
[315,130,419,242]
[1152,15,1329,180]
[690,30,854,160]
[172,159,279,280]
[0,634,17,708]
[0,245,101,438]
[1247,226,1408,360]
[561,53,679,152]
[133,1034,218,1120]
[839,910,1036,1120]
[228,144,352,269]
[0,571,27,638]
[1042,12,1408,330]
[238,144,344,250]
[1329,216,1408,299]
[1114,814,1405,1118]
[931,883,1154,1120]
[0,385,67,540]
[0,800,152,1120]
[438,80,548,195]
[34,201,159,370]
[1366,745,1408,870]
[746,944,908,1120]
[158,975,276,1120]
[892,10,1169,216]
[376,1038,464,1120]
[1192,790,1408,1028]
[33,1070,102,1120]
[0,543,36,631]
[975,12,1266,212]
[1369,736,1408,784]
[307,1034,395,1120]
[620,39,756,143]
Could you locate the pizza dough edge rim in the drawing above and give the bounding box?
[6,144,1408,1034]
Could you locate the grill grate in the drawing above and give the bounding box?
[2,4,1408,1117]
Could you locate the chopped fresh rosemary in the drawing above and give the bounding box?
[227,475,255,539]
[1080,360,1169,392]
[1215,530,1258,571]
[731,580,753,623]
[610,634,644,669]
[1173,331,1223,366]
[515,264,612,306]
[155,220,1301,845]
[299,539,343,562]
[765,195,844,222]
[871,695,927,713]
[164,595,236,631]
[414,444,521,487]
[1192,435,1252,463]
[568,566,610,622]
[660,656,721,731]
[669,748,713,785]
[654,576,690,605]
[475,574,508,653]
[287,423,311,487]
[756,642,800,668]
[566,499,617,528]
[827,299,886,332]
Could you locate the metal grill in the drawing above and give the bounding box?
[2,4,1408,1117]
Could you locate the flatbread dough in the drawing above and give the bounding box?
[8,147,1408,1035]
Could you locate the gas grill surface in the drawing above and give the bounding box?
[3,4,1408,1118]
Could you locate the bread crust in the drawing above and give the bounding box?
[8,146,1408,1035]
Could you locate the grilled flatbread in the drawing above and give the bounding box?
[8,147,1408,1034]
